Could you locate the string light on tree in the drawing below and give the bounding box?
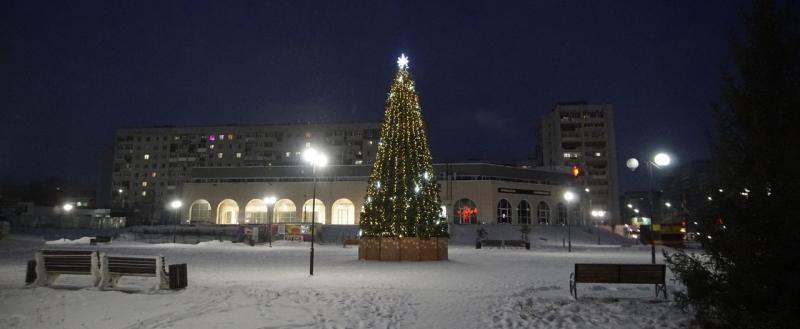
[360,53,444,238]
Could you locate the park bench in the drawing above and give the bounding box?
[99,253,185,290]
[503,240,530,249]
[33,250,100,287]
[480,239,503,248]
[569,263,667,299]
[478,239,530,249]
[90,236,112,245]
[28,250,187,290]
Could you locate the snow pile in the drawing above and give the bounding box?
[0,235,689,329]
[44,237,94,245]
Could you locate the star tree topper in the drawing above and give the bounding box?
[397,53,409,69]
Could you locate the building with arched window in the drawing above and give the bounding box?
[179,163,580,227]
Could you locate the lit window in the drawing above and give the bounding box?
[219,134,225,140]
[218,153,223,158]
[368,140,373,145]
[236,153,242,158]
[595,152,602,157]
[141,191,147,196]
[151,172,157,177]
[142,181,148,187]
[210,145,215,149]
[228,134,234,140]
[144,154,150,160]
[305,142,311,148]
[285,152,291,157]
[355,160,363,165]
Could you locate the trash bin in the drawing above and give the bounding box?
[25,260,36,284]
[168,263,188,289]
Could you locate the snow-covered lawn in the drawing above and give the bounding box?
[0,235,690,329]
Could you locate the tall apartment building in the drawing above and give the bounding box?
[111,122,381,224]
[536,102,620,224]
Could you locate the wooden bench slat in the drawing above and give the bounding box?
[108,260,156,264]
[108,267,156,274]
[108,256,156,261]
[109,262,156,267]
[45,266,91,270]
[109,265,156,270]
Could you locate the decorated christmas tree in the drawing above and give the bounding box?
[360,54,445,238]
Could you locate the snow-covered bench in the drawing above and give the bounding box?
[99,253,170,290]
[32,250,100,287]
[569,263,667,299]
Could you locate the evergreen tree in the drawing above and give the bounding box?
[666,1,800,328]
[360,54,445,238]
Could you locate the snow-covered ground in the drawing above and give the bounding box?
[0,234,690,329]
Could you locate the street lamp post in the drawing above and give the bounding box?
[591,209,606,245]
[117,188,125,209]
[304,148,328,276]
[170,200,183,244]
[264,196,277,247]
[564,191,577,252]
[61,203,73,240]
[627,152,671,264]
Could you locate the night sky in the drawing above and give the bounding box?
[1,1,748,192]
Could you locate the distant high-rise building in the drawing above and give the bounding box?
[536,102,620,224]
[110,122,381,225]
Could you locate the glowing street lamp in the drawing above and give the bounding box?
[563,191,577,252]
[654,153,671,167]
[60,202,73,239]
[304,147,328,276]
[591,209,606,244]
[627,152,672,264]
[264,196,277,247]
[169,200,183,243]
